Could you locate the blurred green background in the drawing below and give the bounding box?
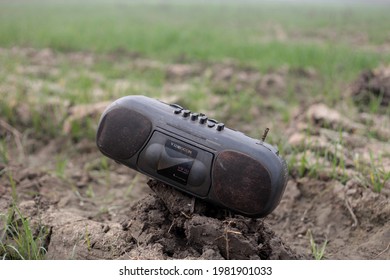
[1,0,390,71]
[1,0,389,163]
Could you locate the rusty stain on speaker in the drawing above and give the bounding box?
[97,107,152,160]
[212,150,272,214]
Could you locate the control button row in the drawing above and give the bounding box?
[171,105,224,131]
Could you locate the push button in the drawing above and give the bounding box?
[190,113,199,121]
[207,119,217,128]
[182,110,191,118]
[199,116,208,124]
[170,104,183,114]
[174,108,182,114]
[216,123,225,131]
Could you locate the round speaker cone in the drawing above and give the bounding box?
[97,107,152,160]
[212,151,272,215]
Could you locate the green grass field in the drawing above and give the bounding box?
[1,0,390,171]
[1,0,389,150]
[1,1,390,70]
[1,0,389,118]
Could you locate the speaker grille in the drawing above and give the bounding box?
[97,107,152,160]
[213,151,272,215]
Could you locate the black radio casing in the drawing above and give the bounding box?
[96,95,288,217]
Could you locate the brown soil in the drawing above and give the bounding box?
[0,169,301,259]
[268,100,390,259]
[0,48,389,259]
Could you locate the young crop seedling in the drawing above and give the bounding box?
[308,230,327,260]
[0,174,48,260]
[369,153,389,193]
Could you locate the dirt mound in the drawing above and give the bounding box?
[351,66,390,108]
[0,170,301,259]
[125,180,301,260]
[266,102,390,259]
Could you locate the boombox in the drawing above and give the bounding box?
[96,95,288,217]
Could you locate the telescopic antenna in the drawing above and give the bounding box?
[261,128,270,142]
